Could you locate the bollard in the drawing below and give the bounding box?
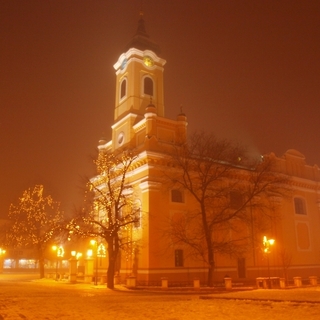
[161,277,168,289]
[193,278,200,290]
[224,277,232,290]
[279,278,286,289]
[309,276,317,286]
[126,276,136,288]
[293,277,302,287]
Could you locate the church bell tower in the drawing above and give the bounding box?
[111,13,166,150]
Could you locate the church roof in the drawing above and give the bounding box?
[124,13,161,55]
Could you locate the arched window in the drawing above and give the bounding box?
[144,77,153,96]
[120,78,127,99]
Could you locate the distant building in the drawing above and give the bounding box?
[93,14,320,285]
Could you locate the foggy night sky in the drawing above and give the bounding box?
[1,0,319,218]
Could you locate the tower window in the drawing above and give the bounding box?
[294,197,307,215]
[175,249,184,267]
[120,78,127,99]
[144,77,153,96]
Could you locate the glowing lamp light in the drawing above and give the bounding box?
[263,236,275,253]
[71,251,82,259]
[87,249,93,257]
[268,239,275,246]
[52,245,64,257]
[97,243,106,258]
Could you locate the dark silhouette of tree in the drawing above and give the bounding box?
[8,185,63,278]
[68,150,140,289]
[279,247,292,284]
[165,132,289,286]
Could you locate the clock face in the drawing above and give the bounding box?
[117,132,124,145]
[120,59,127,70]
[143,56,154,67]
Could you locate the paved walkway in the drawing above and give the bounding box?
[34,278,320,303]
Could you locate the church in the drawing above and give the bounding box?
[93,14,320,286]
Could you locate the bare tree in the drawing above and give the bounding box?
[165,132,289,286]
[8,185,63,278]
[68,150,140,289]
[279,247,292,284]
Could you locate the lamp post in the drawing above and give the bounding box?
[52,245,64,281]
[0,248,6,273]
[263,236,275,289]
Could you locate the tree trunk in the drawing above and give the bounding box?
[39,257,45,278]
[107,240,117,289]
[107,260,115,289]
[201,205,215,287]
[207,253,215,287]
[208,262,214,287]
[38,246,45,279]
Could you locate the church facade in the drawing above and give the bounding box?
[94,15,320,285]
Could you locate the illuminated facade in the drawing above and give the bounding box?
[95,15,320,285]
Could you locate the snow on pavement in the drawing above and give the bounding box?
[0,274,319,320]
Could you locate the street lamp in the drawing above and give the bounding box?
[52,245,64,281]
[263,236,275,288]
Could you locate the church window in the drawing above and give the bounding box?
[120,78,127,99]
[294,197,307,215]
[175,249,184,267]
[144,76,153,96]
[171,189,183,203]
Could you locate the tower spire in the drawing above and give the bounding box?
[124,11,161,54]
[136,10,149,38]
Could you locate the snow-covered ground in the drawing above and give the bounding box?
[0,273,319,319]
